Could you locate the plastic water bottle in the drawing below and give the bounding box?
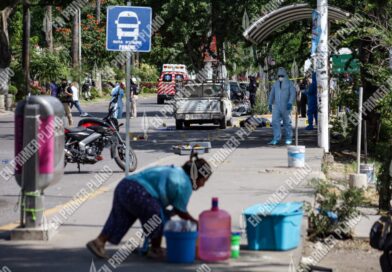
[198,197,231,261]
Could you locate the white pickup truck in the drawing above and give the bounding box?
[174,82,233,129]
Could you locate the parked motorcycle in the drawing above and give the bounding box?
[64,99,137,172]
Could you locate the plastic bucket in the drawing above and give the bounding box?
[360,164,375,184]
[231,232,241,258]
[287,145,305,168]
[164,231,198,263]
[244,202,303,251]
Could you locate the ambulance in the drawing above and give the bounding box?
[157,64,189,104]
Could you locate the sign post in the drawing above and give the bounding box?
[106,5,152,176]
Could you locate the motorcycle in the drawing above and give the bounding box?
[64,99,137,172]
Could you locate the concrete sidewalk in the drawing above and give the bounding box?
[0,134,324,272]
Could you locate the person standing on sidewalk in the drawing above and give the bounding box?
[130,78,138,118]
[268,67,296,145]
[298,78,307,118]
[306,72,318,130]
[247,76,258,108]
[111,82,125,119]
[58,79,74,126]
[70,82,88,117]
[86,153,212,259]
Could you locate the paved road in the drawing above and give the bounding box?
[0,96,317,228]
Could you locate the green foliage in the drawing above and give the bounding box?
[141,87,157,94]
[30,49,68,83]
[375,142,392,211]
[307,180,365,240]
[133,63,159,82]
[102,88,111,96]
[89,87,100,100]
[251,90,268,115]
[8,85,18,95]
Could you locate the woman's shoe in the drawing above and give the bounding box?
[285,139,292,145]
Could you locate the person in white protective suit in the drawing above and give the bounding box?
[268,67,296,145]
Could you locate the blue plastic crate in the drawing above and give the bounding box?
[243,202,303,251]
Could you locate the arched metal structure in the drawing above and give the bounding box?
[243,3,350,44]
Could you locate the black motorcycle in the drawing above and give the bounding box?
[64,100,137,172]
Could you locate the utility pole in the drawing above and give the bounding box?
[316,0,329,152]
[124,1,132,176]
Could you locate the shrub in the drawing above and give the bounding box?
[251,90,268,115]
[141,87,157,94]
[133,63,159,82]
[306,179,365,241]
[102,87,111,96]
[90,87,100,100]
[8,85,18,95]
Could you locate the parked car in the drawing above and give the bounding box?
[174,81,233,129]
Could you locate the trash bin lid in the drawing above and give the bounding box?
[243,202,303,216]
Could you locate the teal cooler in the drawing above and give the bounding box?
[244,202,303,251]
[164,231,198,263]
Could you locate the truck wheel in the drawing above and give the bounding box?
[176,120,183,130]
[157,96,164,104]
[220,117,227,129]
[227,118,234,127]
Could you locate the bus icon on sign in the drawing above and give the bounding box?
[115,11,141,40]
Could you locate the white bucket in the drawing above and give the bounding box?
[360,164,375,184]
[288,145,306,168]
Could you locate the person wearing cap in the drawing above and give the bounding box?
[86,153,212,260]
[268,67,296,145]
[111,82,125,119]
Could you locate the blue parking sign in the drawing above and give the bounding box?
[106,6,152,52]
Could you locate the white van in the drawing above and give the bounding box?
[115,11,141,40]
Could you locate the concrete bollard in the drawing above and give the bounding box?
[349,173,368,189]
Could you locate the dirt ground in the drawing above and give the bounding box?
[302,239,381,272]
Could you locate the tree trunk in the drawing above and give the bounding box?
[96,0,100,24]
[71,10,79,68]
[43,5,53,52]
[0,7,12,98]
[22,0,31,96]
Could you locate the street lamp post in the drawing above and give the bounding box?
[316,0,329,153]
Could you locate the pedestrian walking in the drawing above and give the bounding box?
[58,79,74,126]
[49,80,59,97]
[268,67,296,145]
[86,153,212,259]
[306,72,318,130]
[247,76,258,108]
[70,82,88,117]
[111,82,125,119]
[130,79,138,118]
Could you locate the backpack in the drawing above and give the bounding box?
[131,84,139,95]
[370,216,392,250]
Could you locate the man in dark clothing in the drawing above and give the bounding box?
[49,80,59,97]
[298,79,307,118]
[248,76,258,108]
